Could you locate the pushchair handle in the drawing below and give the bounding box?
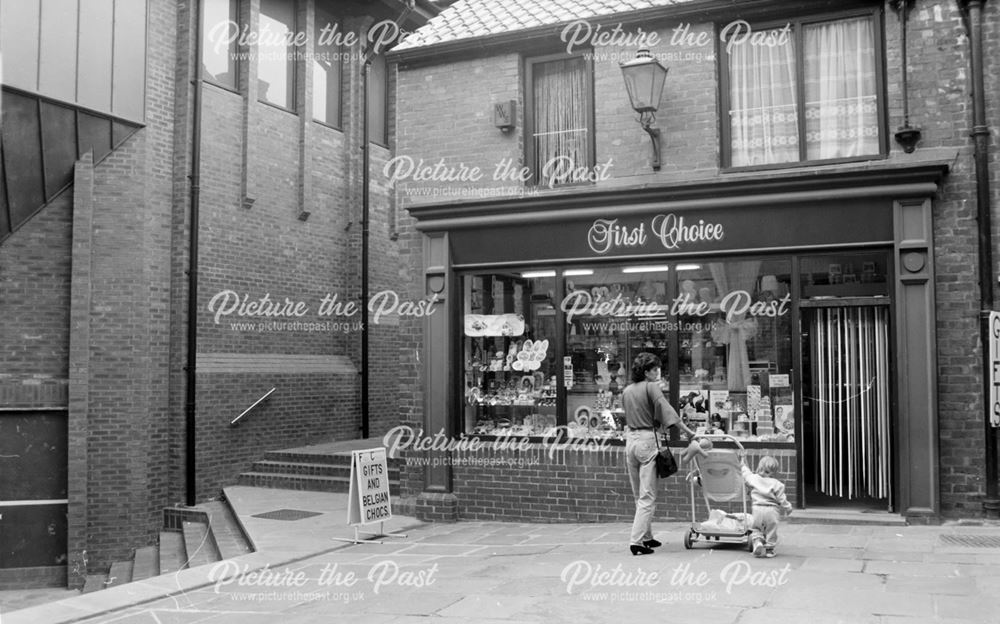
[690,432,746,452]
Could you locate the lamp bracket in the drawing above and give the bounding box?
[638,112,662,171]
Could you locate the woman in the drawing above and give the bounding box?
[623,352,696,555]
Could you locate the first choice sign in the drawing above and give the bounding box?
[347,448,393,525]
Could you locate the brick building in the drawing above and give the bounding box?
[0,0,437,588]
[391,0,1000,525]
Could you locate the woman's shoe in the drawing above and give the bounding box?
[630,544,655,556]
[642,539,662,548]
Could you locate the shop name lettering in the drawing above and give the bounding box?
[588,215,724,254]
[562,290,790,324]
[561,18,791,54]
[207,290,437,325]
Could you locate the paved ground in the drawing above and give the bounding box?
[3,487,1000,624]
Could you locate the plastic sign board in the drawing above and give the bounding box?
[990,312,1000,427]
[347,447,393,525]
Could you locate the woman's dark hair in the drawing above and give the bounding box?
[630,352,662,383]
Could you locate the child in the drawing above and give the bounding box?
[681,437,713,465]
[738,454,793,558]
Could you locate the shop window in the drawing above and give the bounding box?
[463,272,558,437]
[258,0,298,110]
[312,4,341,127]
[367,54,388,145]
[203,0,242,90]
[673,260,793,441]
[525,53,594,188]
[722,12,882,168]
[800,251,889,298]
[562,266,672,438]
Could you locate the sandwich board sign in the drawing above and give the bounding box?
[336,447,406,544]
[348,447,392,524]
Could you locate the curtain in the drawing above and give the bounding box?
[804,17,879,160]
[811,307,891,500]
[728,28,799,167]
[533,58,589,187]
[709,261,761,390]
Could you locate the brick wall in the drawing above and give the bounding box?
[447,443,796,523]
[0,193,72,399]
[395,1,1000,518]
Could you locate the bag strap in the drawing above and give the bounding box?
[645,382,662,449]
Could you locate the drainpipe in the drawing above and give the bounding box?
[186,0,205,506]
[361,43,371,439]
[961,0,998,518]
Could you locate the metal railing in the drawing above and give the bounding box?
[230,387,276,427]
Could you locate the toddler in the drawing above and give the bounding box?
[739,454,793,558]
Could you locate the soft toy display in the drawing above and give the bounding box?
[681,438,713,464]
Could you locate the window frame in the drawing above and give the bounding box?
[523,51,596,188]
[367,53,389,147]
[257,0,299,113]
[718,7,888,171]
[201,0,243,93]
[312,3,343,129]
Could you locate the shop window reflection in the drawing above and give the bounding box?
[563,266,671,439]
[463,273,558,437]
[676,260,793,442]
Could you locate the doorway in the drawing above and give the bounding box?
[0,410,68,587]
[801,306,893,511]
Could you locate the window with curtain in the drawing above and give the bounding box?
[368,54,387,145]
[258,0,297,110]
[312,4,341,126]
[725,14,881,167]
[202,0,241,90]
[527,54,593,188]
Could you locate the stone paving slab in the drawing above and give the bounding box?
[5,488,1000,624]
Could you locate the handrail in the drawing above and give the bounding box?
[230,387,276,427]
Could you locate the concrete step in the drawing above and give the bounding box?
[81,574,107,594]
[788,508,907,526]
[182,520,221,569]
[250,459,400,479]
[158,530,187,575]
[237,471,401,495]
[262,449,404,469]
[251,460,353,477]
[105,561,133,589]
[201,500,254,560]
[132,545,159,581]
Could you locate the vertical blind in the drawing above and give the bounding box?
[810,307,892,500]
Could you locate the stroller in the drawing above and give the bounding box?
[682,433,754,551]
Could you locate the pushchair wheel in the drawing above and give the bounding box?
[683,528,694,550]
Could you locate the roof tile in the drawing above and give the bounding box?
[398,0,696,50]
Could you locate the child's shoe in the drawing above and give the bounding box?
[764,549,776,558]
[752,537,765,557]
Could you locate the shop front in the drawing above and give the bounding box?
[410,166,946,521]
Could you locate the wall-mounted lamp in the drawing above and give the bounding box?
[620,49,669,171]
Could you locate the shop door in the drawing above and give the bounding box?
[0,411,68,586]
[802,307,893,511]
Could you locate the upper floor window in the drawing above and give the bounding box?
[368,53,388,145]
[203,0,241,89]
[525,53,594,187]
[258,0,297,110]
[312,3,341,126]
[722,13,882,168]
